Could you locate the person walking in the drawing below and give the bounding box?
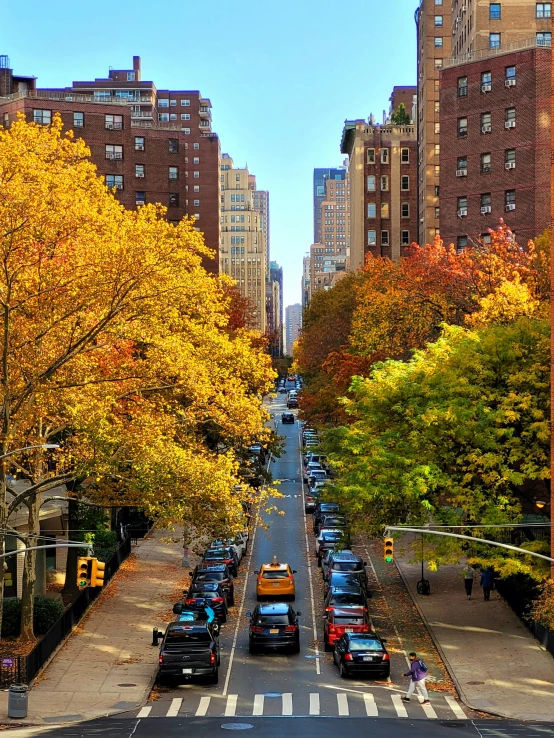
[462,563,476,600]
[402,652,430,704]
[480,567,494,601]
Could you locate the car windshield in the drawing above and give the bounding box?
[330,593,365,606]
[334,616,366,625]
[333,562,362,572]
[165,630,211,643]
[256,614,290,625]
[311,471,327,478]
[262,570,289,579]
[349,639,383,652]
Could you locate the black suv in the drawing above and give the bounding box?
[201,547,239,577]
[322,550,368,586]
[325,570,370,598]
[182,581,229,622]
[314,514,347,536]
[333,632,390,679]
[281,412,295,424]
[155,621,220,685]
[313,503,341,533]
[190,564,235,605]
[247,603,301,654]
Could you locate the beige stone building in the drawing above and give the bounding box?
[219,154,267,332]
[310,173,350,298]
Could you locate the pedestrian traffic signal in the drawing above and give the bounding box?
[91,558,106,588]
[77,556,93,589]
[384,537,394,563]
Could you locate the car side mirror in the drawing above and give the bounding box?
[382,638,387,642]
[292,570,297,574]
[364,561,368,566]
[172,603,183,615]
[245,611,252,618]
[188,571,193,576]
[254,570,259,574]
[296,611,302,616]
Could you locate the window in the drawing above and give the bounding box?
[381,203,390,218]
[457,236,468,251]
[505,189,516,209]
[105,144,123,160]
[435,185,440,197]
[481,153,492,173]
[490,3,501,19]
[481,192,492,209]
[401,148,410,163]
[537,32,551,45]
[381,175,389,191]
[367,148,376,163]
[170,113,177,120]
[181,113,191,120]
[367,176,376,191]
[169,193,179,208]
[169,166,178,180]
[489,33,501,48]
[435,206,440,219]
[381,148,389,164]
[481,111,492,133]
[457,76,468,97]
[401,230,410,246]
[183,128,190,135]
[33,109,52,125]
[435,101,440,113]
[434,58,443,69]
[159,113,169,122]
[434,122,441,134]
[194,185,200,192]
[435,37,443,47]
[2,113,8,129]
[505,149,516,167]
[481,71,492,91]
[401,202,410,218]
[158,99,169,108]
[168,139,179,153]
[434,15,443,25]
[181,99,190,106]
[367,230,376,246]
[105,114,122,129]
[170,100,177,107]
[193,157,199,164]
[381,230,389,246]
[457,196,468,212]
[127,72,135,81]
[236,174,240,181]
[401,175,409,191]
[482,232,492,244]
[105,175,123,190]
[135,164,145,178]
[457,117,468,137]
[135,191,146,205]
[194,199,200,206]
[537,3,552,18]
[435,144,440,155]
[73,112,84,127]
[194,171,200,178]
[505,107,516,126]
[367,203,376,218]
[435,0,442,4]
[434,165,440,178]
[505,65,516,81]
[135,136,145,151]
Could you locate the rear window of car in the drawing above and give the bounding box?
[256,614,290,625]
[165,630,211,643]
[333,616,365,625]
[322,533,342,542]
[196,572,225,582]
[262,570,289,579]
[192,591,219,599]
[349,639,383,651]
[330,593,365,606]
[333,562,362,572]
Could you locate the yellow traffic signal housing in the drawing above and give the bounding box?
[384,537,394,563]
[77,556,93,589]
[91,559,106,588]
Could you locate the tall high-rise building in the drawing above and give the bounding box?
[285,303,302,356]
[415,1,453,246]
[313,167,347,243]
[219,154,267,332]
[302,254,311,309]
[267,261,283,356]
[251,184,270,274]
[0,55,221,273]
[341,119,417,270]
[310,173,349,297]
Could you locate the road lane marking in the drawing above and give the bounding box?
[195,696,211,716]
[364,693,378,716]
[421,700,438,719]
[337,693,349,716]
[253,694,264,715]
[445,695,467,719]
[224,694,238,716]
[136,706,152,718]
[166,698,182,717]
[309,693,320,715]
[392,695,408,717]
[282,693,293,715]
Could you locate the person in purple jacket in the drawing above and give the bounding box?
[402,652,430,704]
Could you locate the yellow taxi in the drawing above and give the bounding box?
[256,556,297,600]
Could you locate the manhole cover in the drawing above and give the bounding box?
[117,683,137,687]
[441,722,467,729]
[466,681,485,685]
[221,724,254,731]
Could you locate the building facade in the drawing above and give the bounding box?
[285,303,302,357]
[313,167,348,243]
[439,42,551,248]
[341,120,418,269]
[251,185,270,274]
[0,56,221,273]
[389,86,417,118]
[302,254,311,308]
[267,261,283,356]
[219,154,267,332]
[309,173,349,298]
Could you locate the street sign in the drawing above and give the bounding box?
[2,658,14,668]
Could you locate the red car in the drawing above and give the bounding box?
[323,607,370,651]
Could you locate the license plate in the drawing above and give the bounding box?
[345,628,354,632]
[362,656,374,662]
[270,629,279,634]
[273,583,281,587]
[182,668,193,674]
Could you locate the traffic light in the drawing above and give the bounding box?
[91,558,106,588]
[77,556,93,589]
[384,537,394,563]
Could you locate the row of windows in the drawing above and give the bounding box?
[367,202,411,219]
[489,2,551,19]
[456,190,516,214]
[367,175,410,192]
[104,145,201,165]
[488,31,550,49]
[158,99,192,107]
[457,108,515,136]
[456,149,516,175]
[367,230,411,247]
[367,148,410,164]
[457,66,516,97]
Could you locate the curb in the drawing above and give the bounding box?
[394,560,514,721]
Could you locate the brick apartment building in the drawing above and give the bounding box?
[439,42,551,248]
[0,55,220,273]
[341,120,418,268]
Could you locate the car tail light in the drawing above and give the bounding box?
[288,577,294,583]
[212,597,224,603]
[210,652,216,664]
[383,653,390,661]
[159,654,163,664]
[325,607,333,612]
[284,625,297,632]
[251,625,264,633]
[327,623,335,632]
[185,599,195,604]
[344,653,353,661]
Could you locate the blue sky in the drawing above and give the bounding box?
[4,0,416,308]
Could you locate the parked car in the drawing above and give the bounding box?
[281,412,295,424]
[155,620,220,685]
[314,514,347,536]
[201,546,239,577]
[324,570,369,598]
[333,632,390,679]
[308,471,328,489]
[304,489,320,514]
[322,551,368,587]
[190,564,235,605]
[313,502,341,530]
[303,462,323,482]
[247,603,301,654]
[323,607,371,650]
[212,538,245,562]
[324,586,369,612]
[182,582,229,623]
[315,529,344,562]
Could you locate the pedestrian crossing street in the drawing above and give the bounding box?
[136,691,467,720]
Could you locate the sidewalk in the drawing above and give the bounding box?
[0,528,187,725]
[396,556,554,721]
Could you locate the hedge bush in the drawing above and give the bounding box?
[1,596,64,637]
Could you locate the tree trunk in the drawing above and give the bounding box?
[62,498,79,595]
[20,497,39,640]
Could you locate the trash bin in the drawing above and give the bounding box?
[8,684,28,718]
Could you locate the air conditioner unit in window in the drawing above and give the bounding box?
[481,205,492,214]
[505,161,516,170]
[481,123,492,133]
[456,168,468,177]
[136,172,145,178]
[457,208,468,217]
[481,83,492,92]
[505,120,516,128]
[505,203,516,211]
[505,79,516,87]
[105,124,114,129]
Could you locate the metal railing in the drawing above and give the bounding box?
[0,90,155,106]
[444,36,552,68]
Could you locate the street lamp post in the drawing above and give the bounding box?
[0,444,59,463]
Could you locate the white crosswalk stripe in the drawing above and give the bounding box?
[137,706,152,718]
[252,694,264,716]
[421,700,438,719]
[282,693,293,715]
[166,698,182,717]
[225,694,238,717]
[337,693,349,716]
[195,696,211,716]
[391,695,408,718]
[309,693,320,715]
[445,695,467,719]
[363,693,378,716]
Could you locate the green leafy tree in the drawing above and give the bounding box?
[390,103,412,125]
